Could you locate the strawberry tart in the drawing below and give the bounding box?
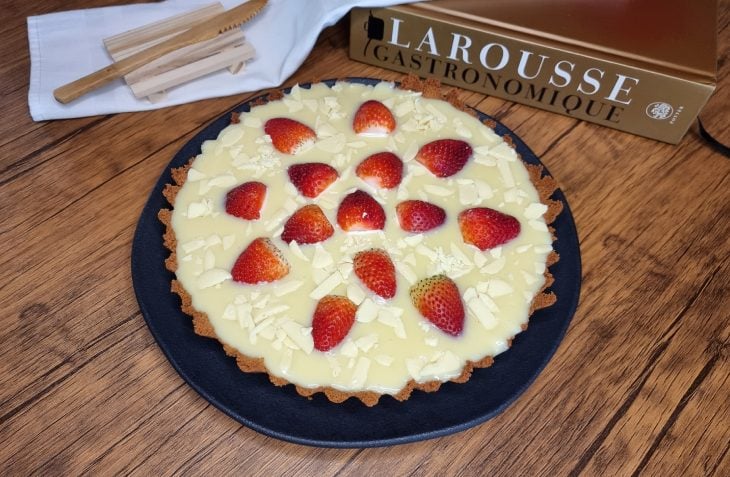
[159,76,562,406]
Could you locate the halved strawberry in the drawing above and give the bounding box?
[231,237,290,284]
[416,139,473,178]
[281,204,334,244]
[395,200,446,233]
[225,181,266,220]
[458,207,521,251]
[410,275,465,337]
[353,249,396,299]
[264,118,316,155]
[353,100,396,136]
[355,152,403,189]
[287,163,338,198]
[312,295,358,352]
[336,190,386,231]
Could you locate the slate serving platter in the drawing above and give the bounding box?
[131,77,581,448]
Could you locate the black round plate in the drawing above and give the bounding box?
[131,77,581,448]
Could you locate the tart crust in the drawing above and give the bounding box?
[159,75,562,406]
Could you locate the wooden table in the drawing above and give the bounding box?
[2,2,728,475]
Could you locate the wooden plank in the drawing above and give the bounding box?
[129,43,254,98]
[636,341,729,477]
[119,30,245,83]
[575,259,729,476]
[629,260,730,477]
[104,3,251,101]
[103,3,224,54]
[0,103,238,406]
[698,3,730,147]
[1,2,729,475]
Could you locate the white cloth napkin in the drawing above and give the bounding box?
[27,0,421,121]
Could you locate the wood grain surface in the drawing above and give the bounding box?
[1,1,728,475]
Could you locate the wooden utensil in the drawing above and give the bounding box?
[53,0,267,104]
[103,3,255,103]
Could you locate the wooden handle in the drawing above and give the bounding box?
[53,28,213,104]
[53,64,124,104]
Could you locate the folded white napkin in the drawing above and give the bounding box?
[28,0,422,121]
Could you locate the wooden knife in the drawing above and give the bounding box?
[53,0,268,104]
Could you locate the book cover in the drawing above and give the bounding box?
[349,1,717,144]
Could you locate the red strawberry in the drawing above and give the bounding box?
[264,118,316,155]
[231,237,290,284]
[353,249,396,299]
[416,139,472,177]
[353,100,396,136]
[312,295,358,352]
[287,163,338,198]
[355,152,403,189]
[395,200,446,233]
[225,181,266,220]
[458,207,521,250]
[281,205,334,244]
[336,190,386,231]
[410,275,465,337]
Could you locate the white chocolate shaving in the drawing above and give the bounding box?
[525,203,548,219]
[424,184,453,197]
[355,334,378,352]
[356,298,379,323]
[458,181,479,205]
[288,241,309,262]
[490,142,518,161]
[312,244,334,268]
[403,234,424,247]
[309,271,343,299]
[378,309,407,339]
[197,269,231,289]
[203,250,215,270]
[488,279,514,297]
[207,173,237,189]
[425,337,439,347]
[534,244,553,254]
[497,159,515,187]
[347,283,366,305]
[222,304,236,321]
[419,351,461,378]
[395,261,417,285]
[468,297,498,330]
[274,280,304,297]
[340,339,359,358]
[181,239,206,254]
[351,357,371,388]
[473,250,488,268]
[280,348,293,373]
[221,128,243,146]
[529,219,549,232]
[521,270,539,285]
[186,199,213,218]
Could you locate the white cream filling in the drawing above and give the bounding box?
[170,82,553,395]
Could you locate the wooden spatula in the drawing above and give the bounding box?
[53,0,267,104]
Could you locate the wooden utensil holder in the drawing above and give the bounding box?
[103,2,255,103]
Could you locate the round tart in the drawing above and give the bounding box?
[160,76,561,406]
